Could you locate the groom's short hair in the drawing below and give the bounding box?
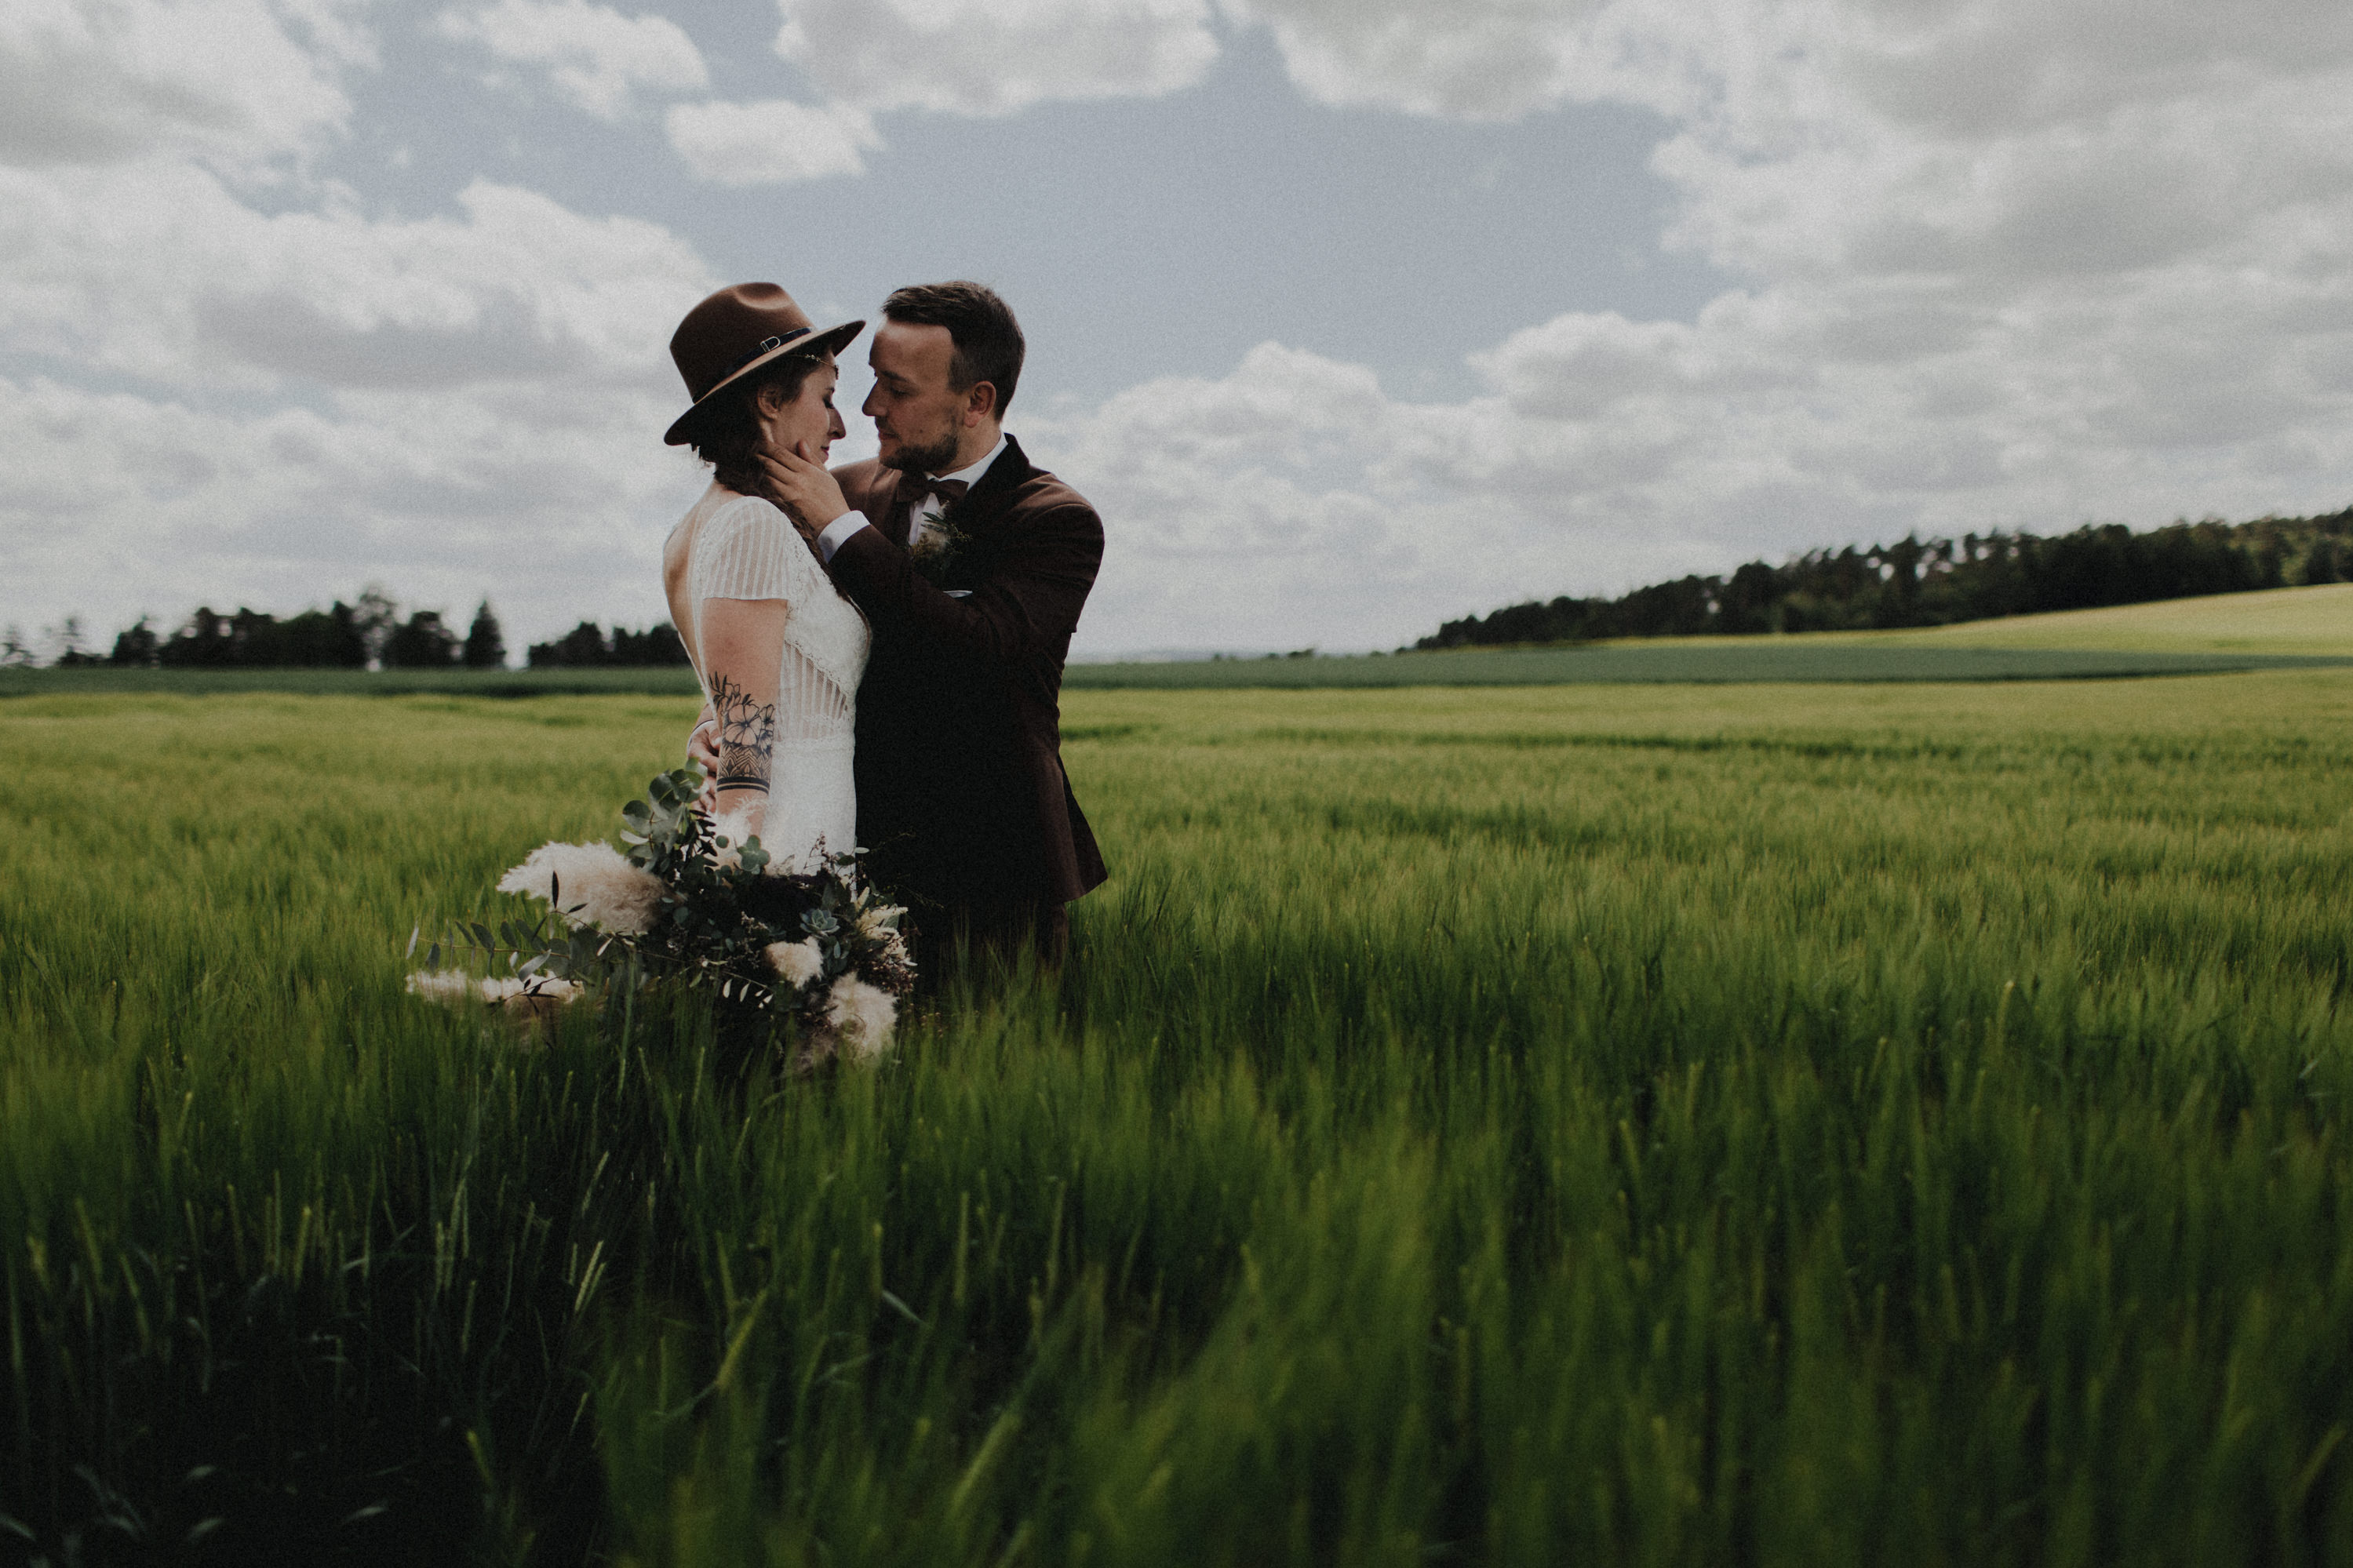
[883,282,1025,414]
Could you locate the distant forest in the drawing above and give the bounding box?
[5,591,688,671]
[1417,508,2353,649]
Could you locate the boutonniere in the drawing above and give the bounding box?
[909,508,974,587]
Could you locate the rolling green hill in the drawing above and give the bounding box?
[1825,579,2353,655]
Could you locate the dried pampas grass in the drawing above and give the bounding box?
[711,806,763,870]
[405,969,481,1005]
[766,937,824,988]
[497,842,664,934]
[825,974,898,1065]
[406,969,583,1023]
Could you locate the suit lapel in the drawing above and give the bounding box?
[943,435,1036,539]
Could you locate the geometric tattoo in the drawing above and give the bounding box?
[710,673,777,791]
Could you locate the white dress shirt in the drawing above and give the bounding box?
[817,433,1009,563]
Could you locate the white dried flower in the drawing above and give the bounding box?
[406,970,583,1017]
[497,841,663,933]
[494,977,583,1020]
[766,937,825,989]
[854,904,903,941]
[825,975,898,1065]
[406,969,480,1004]
[711,806,762,870]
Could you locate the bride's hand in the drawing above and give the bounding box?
[687,704,721,806]
[756,440,851,544]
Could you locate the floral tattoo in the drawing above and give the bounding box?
[710,674,776,792]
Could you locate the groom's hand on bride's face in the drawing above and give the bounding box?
[756,441,851,543]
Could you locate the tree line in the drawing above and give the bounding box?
[1416,508,2353,649]
[523,620,692,669]
[4,593,689,671]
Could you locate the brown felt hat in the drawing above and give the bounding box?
[665,282,864,446]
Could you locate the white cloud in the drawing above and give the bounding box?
[664,96,880,184]
[0,0,366,169]
[0,160,713,392]
[1029,246,2353,652]
[1218,0,1625,121]
[9,0,2353,657]
[1024,344,1553,651]
[438,0,708,121]
[1218,0,2353,284]
[0,147,726,653]
[1646,32,2353,290]
[772,0,1218,116]
[0,369,703,658]
[1002,0,2348,648]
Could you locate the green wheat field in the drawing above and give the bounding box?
[5,662,2352,1563]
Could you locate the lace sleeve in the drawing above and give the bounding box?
[690,497,810,603]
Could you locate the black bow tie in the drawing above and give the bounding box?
[898,473,969,511]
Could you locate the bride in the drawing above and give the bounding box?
[659,283,870,871]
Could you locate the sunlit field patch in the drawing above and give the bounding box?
[3,674,2351,1563]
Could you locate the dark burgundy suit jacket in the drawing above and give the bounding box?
[827,435,1108,911]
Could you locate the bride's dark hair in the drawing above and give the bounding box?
[685,352,825,495]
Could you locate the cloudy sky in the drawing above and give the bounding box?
[5,0,2351,658]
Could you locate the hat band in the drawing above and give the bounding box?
[718,326,812,382]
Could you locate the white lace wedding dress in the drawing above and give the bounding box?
[667,484,870,873]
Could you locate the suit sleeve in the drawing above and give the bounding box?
[829,499,1103,668]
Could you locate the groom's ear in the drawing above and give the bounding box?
[962,380,999,426]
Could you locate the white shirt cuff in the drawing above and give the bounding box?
[816,511,867,562]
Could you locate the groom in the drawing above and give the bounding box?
[759,281,1107,971]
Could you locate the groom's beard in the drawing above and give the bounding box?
[882,430,961,478]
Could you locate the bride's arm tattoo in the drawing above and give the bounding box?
[710,674,777,791]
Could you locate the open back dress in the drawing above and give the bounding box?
[665,483,871,871]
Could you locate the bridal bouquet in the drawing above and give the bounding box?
[406,769,913,1067]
